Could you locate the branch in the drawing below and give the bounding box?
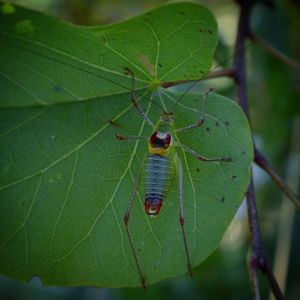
[248,33,300,72]
[233,1,283,299]
[161,68,234,88]
[202,68,235,80]
[246,160,284,300]
[247,180,282,300]
[161,79,191,89]
[255,148,300,211]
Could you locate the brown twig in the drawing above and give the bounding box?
[161,68,235,88]
[233,1,283,299]
[202,68,236,80]
[247,181,284,299]
[248,33,300,73]
[254,148,300,211]
[161,79,192,89]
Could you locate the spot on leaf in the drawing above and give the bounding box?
[137,53,155,77]
[119,28,129,33]
[52,84,62,92]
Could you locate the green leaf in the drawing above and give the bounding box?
[0,89,253,287]
[0,2,253,288]
[0,2,217,107]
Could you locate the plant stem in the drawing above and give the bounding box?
[233,1,283,299]
[202,68,235,80]
[161,68,235,88]
[248,33,300,72]
[255,148,300,211]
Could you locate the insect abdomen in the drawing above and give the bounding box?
[144,154,174,215]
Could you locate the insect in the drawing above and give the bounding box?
[114,68,232,288]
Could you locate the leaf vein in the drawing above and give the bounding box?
[0,71,47,105]
[0,173,43,250]
[0,100,137,192]
[0,108,49,138]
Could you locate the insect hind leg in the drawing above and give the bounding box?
[124,159,147,288]
[177,156,193,276]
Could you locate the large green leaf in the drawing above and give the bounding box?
[0,2,217,107]
[0,2,253,288]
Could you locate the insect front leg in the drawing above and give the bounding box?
[176,142,232,162]
[115,134,148,141]
[175,88,213,133]
[176,155,193,276]
[109,120,148,141]
[124,159,146,289]
[124,67,154,127]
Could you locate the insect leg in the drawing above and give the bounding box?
[124,159,146,289]
[176,142,232,162]
[115,134,147,141]
[109,119,148,141]
[177,155,193,276]
[124,68,154,127]
[175,88,213,133]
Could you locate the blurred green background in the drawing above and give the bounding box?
[1,0,299,299]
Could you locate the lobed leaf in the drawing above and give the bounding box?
[0,2,253,288]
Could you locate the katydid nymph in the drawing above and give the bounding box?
[113,68,232,288]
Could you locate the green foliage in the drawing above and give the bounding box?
[0,2,253,287]
[0,1,217,107]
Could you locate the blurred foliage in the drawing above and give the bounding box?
[1,0,300,299]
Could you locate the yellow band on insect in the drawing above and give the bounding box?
[148,144,171,156]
